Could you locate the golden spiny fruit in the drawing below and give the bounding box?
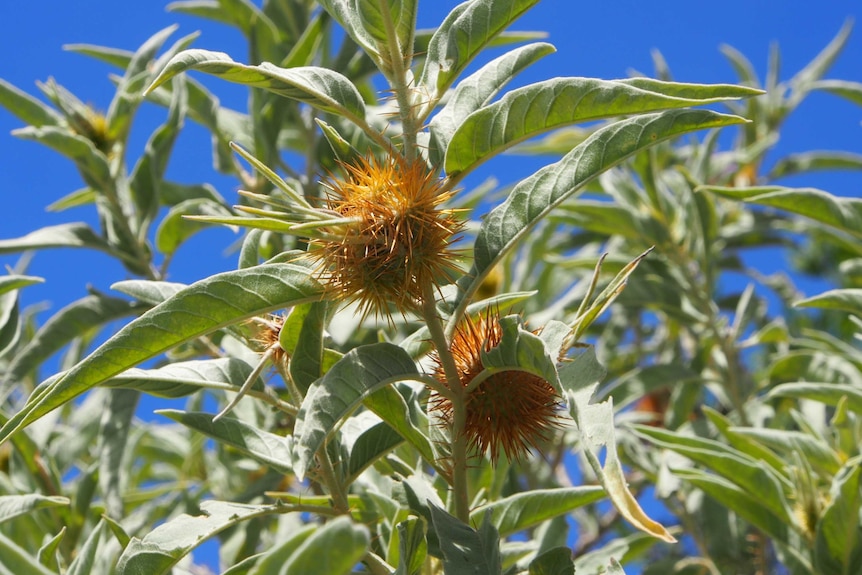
[313,154,461,320]
[432,313,562,464]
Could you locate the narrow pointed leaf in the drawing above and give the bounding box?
[795,289,862,316]
[116,501,284,575]
[104,357,259,398]
[0,264,322,444]
[0,222,115,255]
[0,532,55,575]
[4,294,150,386]
[158,410,293,474]
[768,382,862,414]
[815,79,862,107]
[0,495,70,524]
[419,0,539,99]
[316,0,379,56]
[562,350,675,543]
[470,486,604,537]
[63,43,133,68]
[111,280,186,306]
[66,520,107,575]
[98,389,138,519]
[155,198,234,255]
[146,49,365,121]
[293,342,419,479]
[634,425,793,522]
[702,186,862,239]
[287,301,330,394]
[13,125,112,189]
[769,151,862,179]
[460,110,746,309]
[363,385,439,473]
[429,42,555,165]
[347,420,403,481]
[0,78,61,127]
[446,78,758,176]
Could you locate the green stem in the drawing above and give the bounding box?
[316,442,350,515]
[378,0,418,159]
[421,282,470,522]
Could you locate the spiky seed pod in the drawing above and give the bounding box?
[312,154,461,319]
[431,313,562,464]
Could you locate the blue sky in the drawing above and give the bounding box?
[1,0,861,572]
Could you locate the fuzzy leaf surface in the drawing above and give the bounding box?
[428,41,554,164]
[562,349,676,542]
[0,495,70,524]
[293,342,419,479]
[419,0,539,99]
[0,264,322,444]
[159,410,293,474]
[446,77,759,176]
[116,501,283,575]
[461,109,746,308]
[470,486,604,537]
[146,49,365,121]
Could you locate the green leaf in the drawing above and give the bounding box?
[277,516,370,575]
[66,519,107,575]
[768,382,862,414]
[562,349,675,543]
[146,49,366,121]
[0,263,322,445]
[795,289,862,316]
[0,495,70,524]
[730,427,841,477]
[768,151,862,179]
[98,389,138,518]
[158,410,293,474]
[445,77,758,176]
[0,532,55,575]
[356,0,415,54]
[529,547,574,575]
[0,289,21,357]
[13,125,112,190]
[63,42,133,68]
[702,186,862,240]
[481,315,563,393]
[346,419,403,482]
[430,504,502,575]
[245,526,315,575]
[286,301,331,394]
[600,364,700,412]
[104,357,259,398]
[3,294,150,386]
[428,42,555,165]
[116,500,284,575]
[293,342,419,479]
[46,187,97,212]
[0,78,61,127]
[0,222,115,255]
[673,469,790,542]
[363,384,439,474]
[458,109,747,310]
[470,486,604,537]
[419,0,539,101]
[394,516,427,575]
[634,425,793,522]
[111,279,186,306]
[815,457,862,575]
[129,76,187,233]
[155,197,234,255]
[315,0,379,58]
[815,79,862,107]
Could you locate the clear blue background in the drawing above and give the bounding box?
[1,1,860,572]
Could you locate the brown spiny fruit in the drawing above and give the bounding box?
[431,313,562,464]
[311,154,461,320]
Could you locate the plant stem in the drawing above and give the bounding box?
[421,282,470,522]
[316,442,350,515]
[379,0,418,160]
